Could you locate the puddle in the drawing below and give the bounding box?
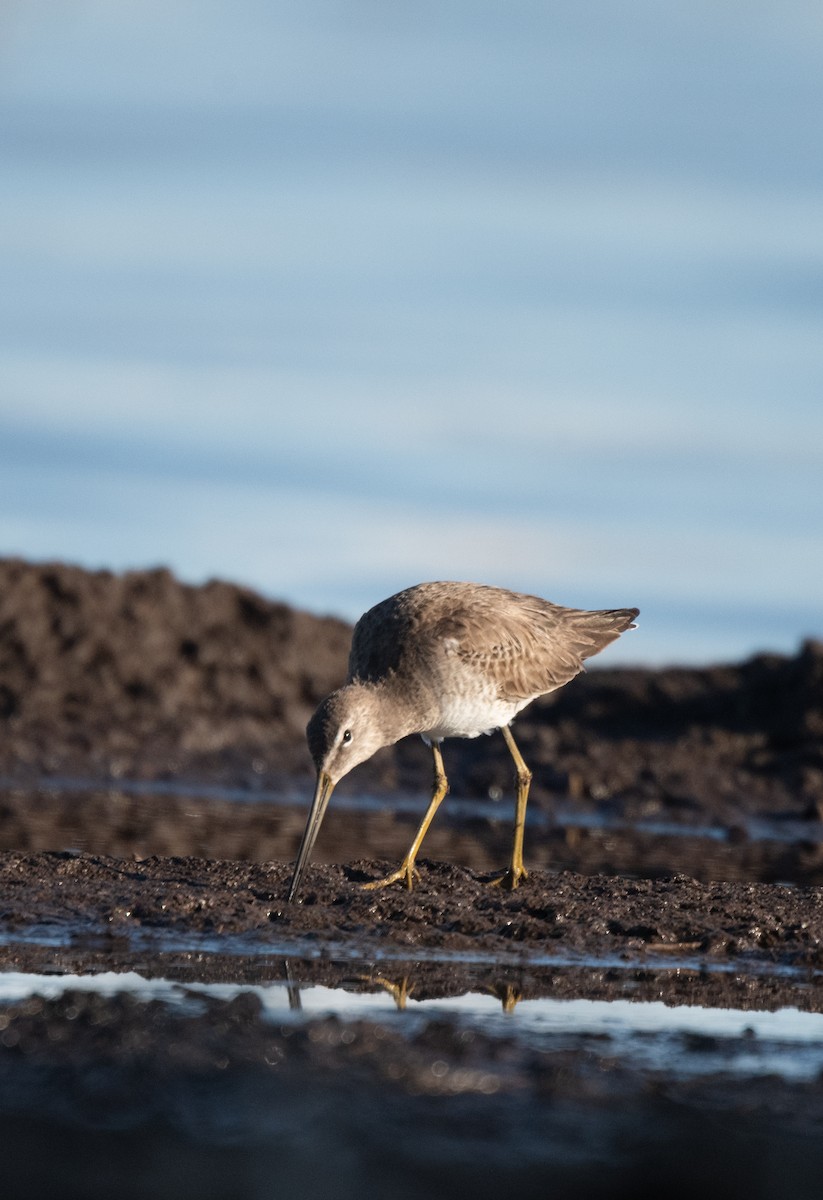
[4,918,821,984]
[3,960,823,1083]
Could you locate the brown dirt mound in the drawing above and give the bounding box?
[0,557,350,779]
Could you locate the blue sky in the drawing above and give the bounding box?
[1,1,822,663]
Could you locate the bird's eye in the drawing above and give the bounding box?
[342,729,352,745]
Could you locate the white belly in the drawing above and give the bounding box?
[420,679,532,743]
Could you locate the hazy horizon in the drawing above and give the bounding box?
[2,2,821,664]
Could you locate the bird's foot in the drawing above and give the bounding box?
[485,983,522,1013]
[361,860,420,892]
[363,974,414,1011]
[488,864,528,890]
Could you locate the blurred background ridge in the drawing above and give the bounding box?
[1,1,821,664]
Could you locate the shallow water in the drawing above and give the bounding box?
[12,773,823,846]
[4,951,823,1084]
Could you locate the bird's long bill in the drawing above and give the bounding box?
[287,770,335,902]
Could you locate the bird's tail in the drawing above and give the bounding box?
[597,607,639,633]
[573,606,639,662]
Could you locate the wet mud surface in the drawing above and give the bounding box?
[4,837,823,1198]
[2,850,823,969]
[2,560,823,1197]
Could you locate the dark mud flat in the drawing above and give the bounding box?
[0,856,822,1200]
[2,850,823,968]
[2,856,823,1199]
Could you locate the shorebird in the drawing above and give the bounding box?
[287,582,638,901]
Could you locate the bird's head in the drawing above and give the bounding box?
[306,684,391,785]
[287,683,395,901]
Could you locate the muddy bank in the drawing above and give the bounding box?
[2,850,823,970]
[1,558,822,830]
[1,866,823,1200]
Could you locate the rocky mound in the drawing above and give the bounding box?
[0,558,349,780]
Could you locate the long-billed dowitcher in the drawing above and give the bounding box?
[287,582,638,901]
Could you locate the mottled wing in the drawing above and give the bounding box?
[347,582,638,704]
[429,589,638,702]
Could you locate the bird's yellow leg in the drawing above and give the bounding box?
[361,974,414,1011]
[484,982,523,1013]
[362,743,449,892]
[490,725,531,890]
